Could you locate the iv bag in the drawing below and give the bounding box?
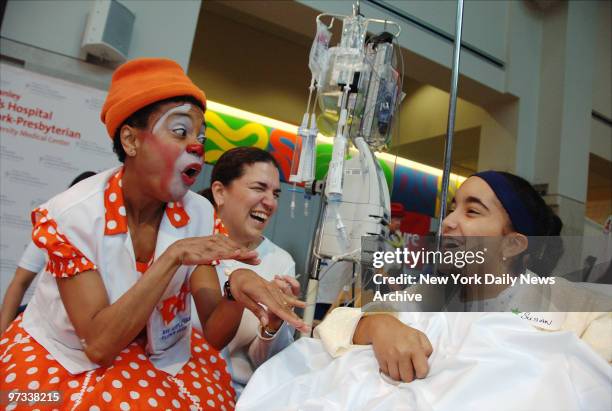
[309,20,331,84]
[340,15,367,51]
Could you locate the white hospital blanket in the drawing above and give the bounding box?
[238,312,612,411]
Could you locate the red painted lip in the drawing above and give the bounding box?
[181,163,202,186]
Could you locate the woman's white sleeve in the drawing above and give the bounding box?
[18,240,47,272]
[247,322,295,368]
[313,307,365,358]
[578,312,612,362]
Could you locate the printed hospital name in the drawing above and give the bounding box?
[0,100,53,119]
[0,99,81,139]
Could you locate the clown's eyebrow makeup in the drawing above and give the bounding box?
[152,104,196,134]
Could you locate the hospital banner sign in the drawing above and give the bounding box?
[0,63,119,303]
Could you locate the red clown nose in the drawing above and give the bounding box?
[186,143,203,157]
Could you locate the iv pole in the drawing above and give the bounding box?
[436,0,465,249]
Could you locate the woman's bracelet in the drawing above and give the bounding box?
[223,279,235,301]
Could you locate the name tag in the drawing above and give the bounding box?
[516,311,566,331]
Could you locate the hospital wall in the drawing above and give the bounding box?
[587,0,612,217]
[297,0,508,94]
[192,0,610,232]
[1,0,201,88]
[300,1,609,225]
[192,1,517,157]
[4,0,604,222]
[2,0,608,202]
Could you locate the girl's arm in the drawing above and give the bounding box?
[0,267,38,333]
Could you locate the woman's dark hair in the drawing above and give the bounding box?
[69,171,96,188]
[200,147,280,207]
[498,171,564,275]
[112,95,204,163]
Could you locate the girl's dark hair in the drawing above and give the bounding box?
[112,95,204,163]
[200,147,280,207]
[498,171,564,275]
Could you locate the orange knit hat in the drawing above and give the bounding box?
[101,57,206,138]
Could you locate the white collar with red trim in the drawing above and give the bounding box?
[103,167,190,235]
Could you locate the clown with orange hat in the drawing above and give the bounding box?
[0,58,307,410]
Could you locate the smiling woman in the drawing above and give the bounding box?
[195,147,299,396]
[0,58,307,411]
[203,148,282,248]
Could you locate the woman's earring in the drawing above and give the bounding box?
[502,256,507,262]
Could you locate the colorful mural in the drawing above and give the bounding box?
[268,128,297,182]
[392,166,439,216]
[204,108,462,218]
[204,111,269,163]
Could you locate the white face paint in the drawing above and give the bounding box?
[150,103,204,200]
[168,150,202,199]
[152,104,193,134]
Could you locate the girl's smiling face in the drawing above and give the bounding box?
[442,176,513,238]
[441,176,514,271]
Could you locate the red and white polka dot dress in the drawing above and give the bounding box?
[1,316,235,410]
[1,168,236,410]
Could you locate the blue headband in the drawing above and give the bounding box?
[472,171,536,236]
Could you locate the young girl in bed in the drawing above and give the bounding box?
[236,170,610,411]
[315,171,611,382]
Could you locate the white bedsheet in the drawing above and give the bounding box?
[237,312,612,411]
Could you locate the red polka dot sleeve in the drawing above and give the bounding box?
[31,208,97,278]
[210,212,229,266]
